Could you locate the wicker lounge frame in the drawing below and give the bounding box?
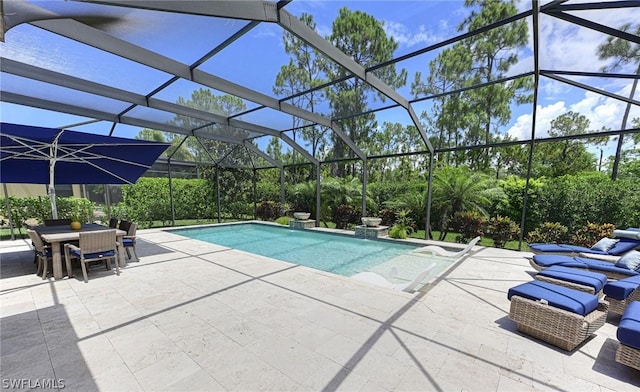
[509,295,609,351]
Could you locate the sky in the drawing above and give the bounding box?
[1,0,638,159]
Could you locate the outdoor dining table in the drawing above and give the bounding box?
[36,223,127,280]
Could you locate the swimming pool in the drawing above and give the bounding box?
[173,223,454,286]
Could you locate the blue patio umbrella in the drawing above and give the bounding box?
[0,122,170,218]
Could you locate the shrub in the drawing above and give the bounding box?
[389,224,408,239]
[526,222,569,244]
[486,216,520,248]
[333,204,360,230]
[275,216,290,226]
[379,208,397,226]
[388,209,414,239]
[450,211,486,244]
[570,222,616,247]
[256,201,282,221]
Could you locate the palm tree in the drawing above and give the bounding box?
[431,166,504,240]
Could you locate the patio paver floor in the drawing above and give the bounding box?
[1,227,639,391]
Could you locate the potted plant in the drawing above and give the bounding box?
[70,204,83,230]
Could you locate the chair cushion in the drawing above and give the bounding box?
[603,275,640,300]
[532,255,588,268]
[615,251,640,271]
[37,248,52,257]
[617,301,640,349]
[507,280,599,316]
[122,238,135,246]
[70,248,115,259]
[591,238,619,252]
[537,266,607,292]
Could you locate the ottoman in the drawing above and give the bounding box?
[616,301,640,371]
[508,280,608,351]
[603,275,640,315]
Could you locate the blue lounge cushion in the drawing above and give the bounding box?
[537,266,607,292]
[617,301,640,350]
[603,275,640,300]
[508,280,599,316]
[532,255,588,268]
[529,243,592,253]
[615,251,640,271]
[122,238,135,246]
[591,238,619,252]
[575,257,640,277]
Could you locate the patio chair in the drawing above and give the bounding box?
[108,218,118,228]
[122,222,139,262]
[27,229,51,280]
[603,275,640,315]
[615,301,640,371]
[508,280,608,351]
[64,229,120,283]
[411,236,480,259]
[351,263,436,292]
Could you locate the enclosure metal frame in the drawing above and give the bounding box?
[1,0,639,246]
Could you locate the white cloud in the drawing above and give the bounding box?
[382,20,442,48]
[507,83,640,141]
[507,101,567,140]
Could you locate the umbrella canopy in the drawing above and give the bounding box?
[1,122,170,217]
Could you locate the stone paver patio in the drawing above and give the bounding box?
[1,225,639,391]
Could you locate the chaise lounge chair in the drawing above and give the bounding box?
[530,255,638,280]
[411,236,480,259]
[615,301,640,371]
[352,263,436,293]
[528,228,640,258]
[508,280,609,351]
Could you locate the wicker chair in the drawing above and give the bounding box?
[64,229,120,283]
[108,218,118,228]
[508,281,609,351]
[27,230,51,280]
[122,222,139,262]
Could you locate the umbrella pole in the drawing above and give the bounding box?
[49,185,58,219]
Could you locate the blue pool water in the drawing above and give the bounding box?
[172,223,420,277]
